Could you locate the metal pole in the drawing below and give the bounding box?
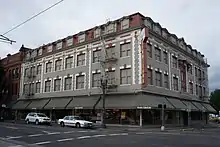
[161,104,165,131]
[101,79,107,128]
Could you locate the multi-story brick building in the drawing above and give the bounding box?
[0,46,29,119]
[14,12,215,126]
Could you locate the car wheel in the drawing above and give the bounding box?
[76,123,81,128]
[60,122,65,127]
[35,119,39,125]
[26,119,29,124]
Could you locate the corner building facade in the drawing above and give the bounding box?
[14,13,216,126]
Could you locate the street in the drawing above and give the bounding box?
[0,122,220,147]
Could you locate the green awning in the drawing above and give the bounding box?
[43,98,72,109]
[26,99,50,110]
[12,100,31,110]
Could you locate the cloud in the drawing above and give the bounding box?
[0,0,219,91]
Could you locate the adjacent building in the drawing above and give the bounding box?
[13,12,216,126]
[0,46,29,119]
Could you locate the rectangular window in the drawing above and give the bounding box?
[77,53,85,66]
[120,68,132,85]
[164,74,169,89]
[172,56,178,68]
[106,46,116,58]
[45,80,51,92]
[189,82,193,94]
[198,69,202,78]
[107,71,116,85]
[55,60,62,71]
[47,45,52,52]
[195,67,198,77]
[106,23,115,33]
[36,82,41,93]
[30,83,34,94]
[54,79,61,91]
[196,84,199,95]
[203,87,206,96]
[188,64,193,74]
[65,57,73,69]
[92,73,101,87]
[67,38,73,46]
[120,43,131,57]
[37,65,42,75]
[76,75,85,89]
[24,68,28,77]
[173,77,178,91]
[94,29,100,38]
[78,34,85,43]
[121,19,129,30]
[93,50,101,63]
[30,66,35,77]
[147,69,153,85]
[56,42,62,50]
[64,77,72,90]
[155,72,162,87]
[23,84,29,94]
[155,47,161,61]
[199,86,202,97]
[147,43,152,58]
[46,62,52,73]
[163,51,168,64]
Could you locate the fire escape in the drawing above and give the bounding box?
[178,57,191,93]
[24,52,36,98]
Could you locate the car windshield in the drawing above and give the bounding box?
[74,116,83,120]
[37,113,47,117]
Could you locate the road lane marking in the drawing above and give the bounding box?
[92,134,107,137]
[9,145,24,147]
[7,136,22,139]
[48,132,61,135]
[34,141,51,145]
[42,130,50,134]
[28,134,43,137]
[57,138,74,142]
[63,131,75,134]
[77,136,92,139]
[136,132,145,135]
[4,126,19,130]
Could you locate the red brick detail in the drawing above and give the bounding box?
[141,27,149,88]
[87,29,94,41]
[130,14,144,27]
[117,21,121,32]
[73,35,78,45]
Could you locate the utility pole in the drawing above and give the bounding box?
[158,103,166,131]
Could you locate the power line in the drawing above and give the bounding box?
[0,35,16,44]
[3,0,64,35]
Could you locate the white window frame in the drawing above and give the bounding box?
[47,45,53,52]
[121,19,129,30]
[53,77,62,92]
[63,75,73,91]
[67,38,73,46]
[44,78,52,93]
[78,34,85,43]
[75,72,86,90]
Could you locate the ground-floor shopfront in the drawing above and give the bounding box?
[12,93,216,127]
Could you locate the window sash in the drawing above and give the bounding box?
[164,75,169,88]
[46,63,52,72]
[173,78,178,91]
[93,50,101,63]
[120,43,131,57]
[45,81,51,92]
[54,79,61,91]
[64,77,72,90]
[155,72,162,86]
[55,60,62,71]
[36,82,41,93]
[155,48,161,61]
[120,69,131,84]
[147,69,153,85]
[147,44,152,58]
[92,73,101,87]
[76,76,85,89]
[77,54,85,66]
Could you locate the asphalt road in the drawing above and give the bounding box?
[0,122,220,147]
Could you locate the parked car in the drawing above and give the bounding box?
[25,112,51,125]
[58,116,93,128]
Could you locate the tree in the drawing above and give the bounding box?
[210,89,220,112]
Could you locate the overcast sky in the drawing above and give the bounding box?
[0,0,219,91]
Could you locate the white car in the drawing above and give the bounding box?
[58,116,93,128]
[25,112,51,125]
